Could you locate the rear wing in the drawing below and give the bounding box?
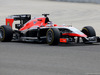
[6,14,31,27]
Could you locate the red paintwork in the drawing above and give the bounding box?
[54,24,58,26]
[6,18,14,27]
[20,17,47,31]
[60,38,67,43]
[5,15,87,38]
[62,33,87,37]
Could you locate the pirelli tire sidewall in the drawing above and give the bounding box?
[0,25,13,42]
[46,28,60,45]
[82,26,96,37]
[82,26,96,43]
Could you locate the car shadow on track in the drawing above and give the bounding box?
[58,43,100,47]
[11,40,100,47]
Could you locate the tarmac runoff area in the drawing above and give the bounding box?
[0,0,100,75]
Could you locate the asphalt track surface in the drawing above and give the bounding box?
[0,0,100,75]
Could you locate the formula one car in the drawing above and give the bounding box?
[0,14,100,45]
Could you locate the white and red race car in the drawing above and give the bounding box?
[0,14,100,45]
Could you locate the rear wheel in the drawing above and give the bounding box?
[0,25,13,42]
[46,28,60,45]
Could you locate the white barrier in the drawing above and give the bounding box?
[55,0,100,3]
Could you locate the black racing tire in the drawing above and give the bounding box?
[46,28,60,45]
[0,25,13,42]
[97,37,100,42]
[82,26,96,43]
[82,26,96,37]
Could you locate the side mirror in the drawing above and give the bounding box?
[15,24,22,29]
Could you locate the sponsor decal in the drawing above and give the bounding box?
[33,21,37,24]
[7,21,10,25]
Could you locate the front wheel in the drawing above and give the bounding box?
[82,26,96,43]
[46,28,60,45]
[0,25,13,42]
[82,26,96,37]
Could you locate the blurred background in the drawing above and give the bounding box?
[53,0,100,4]
[0,0,100,35]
